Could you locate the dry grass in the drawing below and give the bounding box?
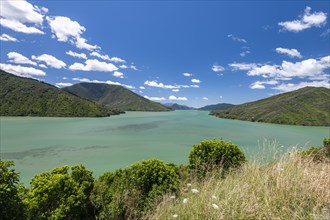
[149,151,330,220]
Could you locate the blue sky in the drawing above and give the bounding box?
[0,0,329,107]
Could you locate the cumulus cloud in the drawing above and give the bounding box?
[275,47,302,58]
[47,16,98,51]
[278,6,327,32]
[0,0,45,34]
[183,72,193,77]
[227,34,247,43]
[172,89,180,92]
[90,52,126,63]
[144,80,180,89]
[113,71,124,78]
[66,50,87,59]
[273,81,329,92]
[144,96,166,101]
[72,77,135,89]
[120,64,128,69]
[7,52,37,66]
[202,97,208,100]
[229,63,258,71]
[0,33,18,42]
[0,63,46,77]
[169,95,188,101]
[139,86,146,90]
[250,80,279,89]
[240,51,250,57]
[32,54,66,69]
[191,79,201,83]
[190,84,200,88]
[69,59,118,72]
[55,82,73,88]
[212,65,225,72]
[39,64,47,68]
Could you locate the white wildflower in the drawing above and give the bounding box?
[173,214,178,218]
[191,188,199,194]
[187,183,192,187]
[170,195,176,199]
[212,203,219,209]
[183,198,188,204]
[212,195,217,199]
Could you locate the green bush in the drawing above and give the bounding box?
[24,165,95,220]
[323,138,330,147]
[91,159,180,219]
[0,160,26,220]
[189,139,246,173]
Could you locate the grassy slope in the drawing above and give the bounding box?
[63,83,170,111]
[211,87,330,126]
[0,70,117,117]
[150,152,330,219]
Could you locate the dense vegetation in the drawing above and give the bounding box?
[211,87,330,126]
[164,103,195,110]
[199,103,235,111]
[0,70,119,117]
[63,83,170,112]
[1,139,329,219]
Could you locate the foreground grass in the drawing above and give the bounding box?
[150,152,330,219]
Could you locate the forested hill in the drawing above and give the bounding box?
[63,82,170,111]
[0,70,118,117]
[211,87,330,126]
[199,103,235,111]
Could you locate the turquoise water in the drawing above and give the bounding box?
[0,110,329,185]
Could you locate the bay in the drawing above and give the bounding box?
[0,110,328,185]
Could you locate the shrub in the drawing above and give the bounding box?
[0,160,26,220]
[189,139,246,173]
[91,159,180,219]
[24,165,95,220]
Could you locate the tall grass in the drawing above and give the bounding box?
[149,150,330,219]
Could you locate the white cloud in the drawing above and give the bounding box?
[275,47,302,58]
[69,59,118,72]
[0,33,18,42]
[130,65,138,71]
[39,64,47,68]
[212,65,225,72]
[273,80,329,92]
[72,77,135,89]
[172,89,180,92]
[90,51,110,60]
[113,71,124,78]
[139,86,146,90]
[110,57,126,63]
[66,50,87,59]
[250,80,279,89]
[227,34,247,43]
[144,96,166,101]
[56,82,73,88]
[47,16,98,51]
[190,84,200,88]
[0,18,44,34]
[169,95,188,101]
[321,28,330,37]
[0,0,45,34]
[90,52,126,64]
[183,72,193,77]
[7,52,37,66]
[191,79,201,83]
[229,63,258,71]
[120,64,128,69]
[144,80,180,89]
[278,6,327,32]
[0,63,46,76]
[240,51,250,57]
[202,97,208,100]
[32,54,66,69]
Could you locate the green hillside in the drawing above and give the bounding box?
[211,87,330,126]
[0,70,118,117]
[63,82,170,111]
[164,103,195,110]
[199,103,235,111]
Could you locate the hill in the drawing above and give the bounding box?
[210,87,330,126]
[164,103,195,110]
[63,83,170,111]
[0,70,118,117]
[199,103,235,111]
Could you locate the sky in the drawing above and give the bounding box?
[0,0,329,108]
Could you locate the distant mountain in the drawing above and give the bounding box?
[164,103,195,110]
[63,83,170,111]
[210,87,330,126]
[199,103,235,111]
[0,70,118,117]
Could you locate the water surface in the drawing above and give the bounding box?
[1,111,328,185]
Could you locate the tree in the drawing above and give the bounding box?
[0,160,26,220]
[24,165,95,220]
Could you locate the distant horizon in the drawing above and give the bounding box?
[0,0,329,107]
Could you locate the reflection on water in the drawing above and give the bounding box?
[0,110,328,185]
